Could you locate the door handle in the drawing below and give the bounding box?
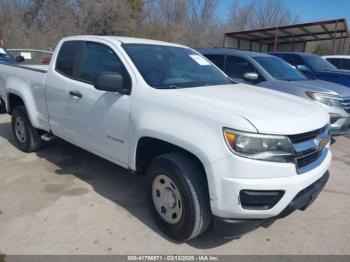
[69,90,83,98]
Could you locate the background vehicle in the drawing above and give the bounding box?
[0,46,32,113]
[7,49,53,71]
[0,45,16,64]
[0,36,331,241]
[199,48,350,135]
[271,52,350,88]
[323,55,350,71]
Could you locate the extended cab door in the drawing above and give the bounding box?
[47,40,133,166]
[46,41,83,139]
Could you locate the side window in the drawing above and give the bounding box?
[283,55,305,67]
[325,58,341,68]
[204,54,225,70]
[340,59,350,70]
[56,41,82,77]
[224,56,257,79]
[77,42,131,89]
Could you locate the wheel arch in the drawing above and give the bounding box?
[134,136,209,179]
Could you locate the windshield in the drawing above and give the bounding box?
[122,44,231,89]
[254,56,307,81]
[303,54,337,71]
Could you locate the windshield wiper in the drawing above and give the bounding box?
[157,85,179,89]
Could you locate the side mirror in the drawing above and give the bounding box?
[94,73,130,94]
[15,56,25,63]
[243,72,260,83]
[296,65,309,72]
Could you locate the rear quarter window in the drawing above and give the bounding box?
[55,41,82,77]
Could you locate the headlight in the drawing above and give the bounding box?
[223,128,294,163]
[306,92,342,107]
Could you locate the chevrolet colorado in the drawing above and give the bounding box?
[0,36,331,241]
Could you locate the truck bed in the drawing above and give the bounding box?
[0,63,50,131]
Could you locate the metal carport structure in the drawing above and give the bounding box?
[224,18,349,54]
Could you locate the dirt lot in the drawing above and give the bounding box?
[0,114,349,255]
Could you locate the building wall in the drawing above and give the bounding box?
[224,36,268,52]
[268,42,305,52]
[224,36,305,53]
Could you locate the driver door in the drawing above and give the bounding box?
[64,41,133,165]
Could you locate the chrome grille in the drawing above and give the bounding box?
[289,125,330,174]
[296,151,321,169]
[289,126,326,144]
[341,97,350,113]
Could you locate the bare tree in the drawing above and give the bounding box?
[253,0,299,28]
[187,0,220,47]
[227,0,299,31]
[76,0,138,36]
[0,0,299,50]
[143,0,189,43]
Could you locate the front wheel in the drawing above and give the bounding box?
[11,106,43,152]
[146,153,212,241]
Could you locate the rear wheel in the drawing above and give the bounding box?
[146,153,212,241]
[11,106,42,152]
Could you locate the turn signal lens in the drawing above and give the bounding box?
[224,132,237,147]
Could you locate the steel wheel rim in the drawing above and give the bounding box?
[152,174,183,224]
[15,117,27,143]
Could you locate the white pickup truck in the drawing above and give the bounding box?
[0,36,332,241]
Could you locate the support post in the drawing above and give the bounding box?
[273,27,279,52]
[332,20,338,54]
[338,32,343,53]
[341,37,348,55]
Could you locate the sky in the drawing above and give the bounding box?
[218,0,350,24]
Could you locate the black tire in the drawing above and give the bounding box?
[11,106,42,152]
[0,98,6,114]
[146,153,212,241]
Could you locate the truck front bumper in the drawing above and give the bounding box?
[208,147,331,219]
[212,171,329,238]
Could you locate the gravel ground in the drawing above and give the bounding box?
[0,114,349,255]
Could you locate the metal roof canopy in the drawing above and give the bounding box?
[224,18,349,54]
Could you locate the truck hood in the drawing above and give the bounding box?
[264,79,350,97]
[167,84,329,135]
